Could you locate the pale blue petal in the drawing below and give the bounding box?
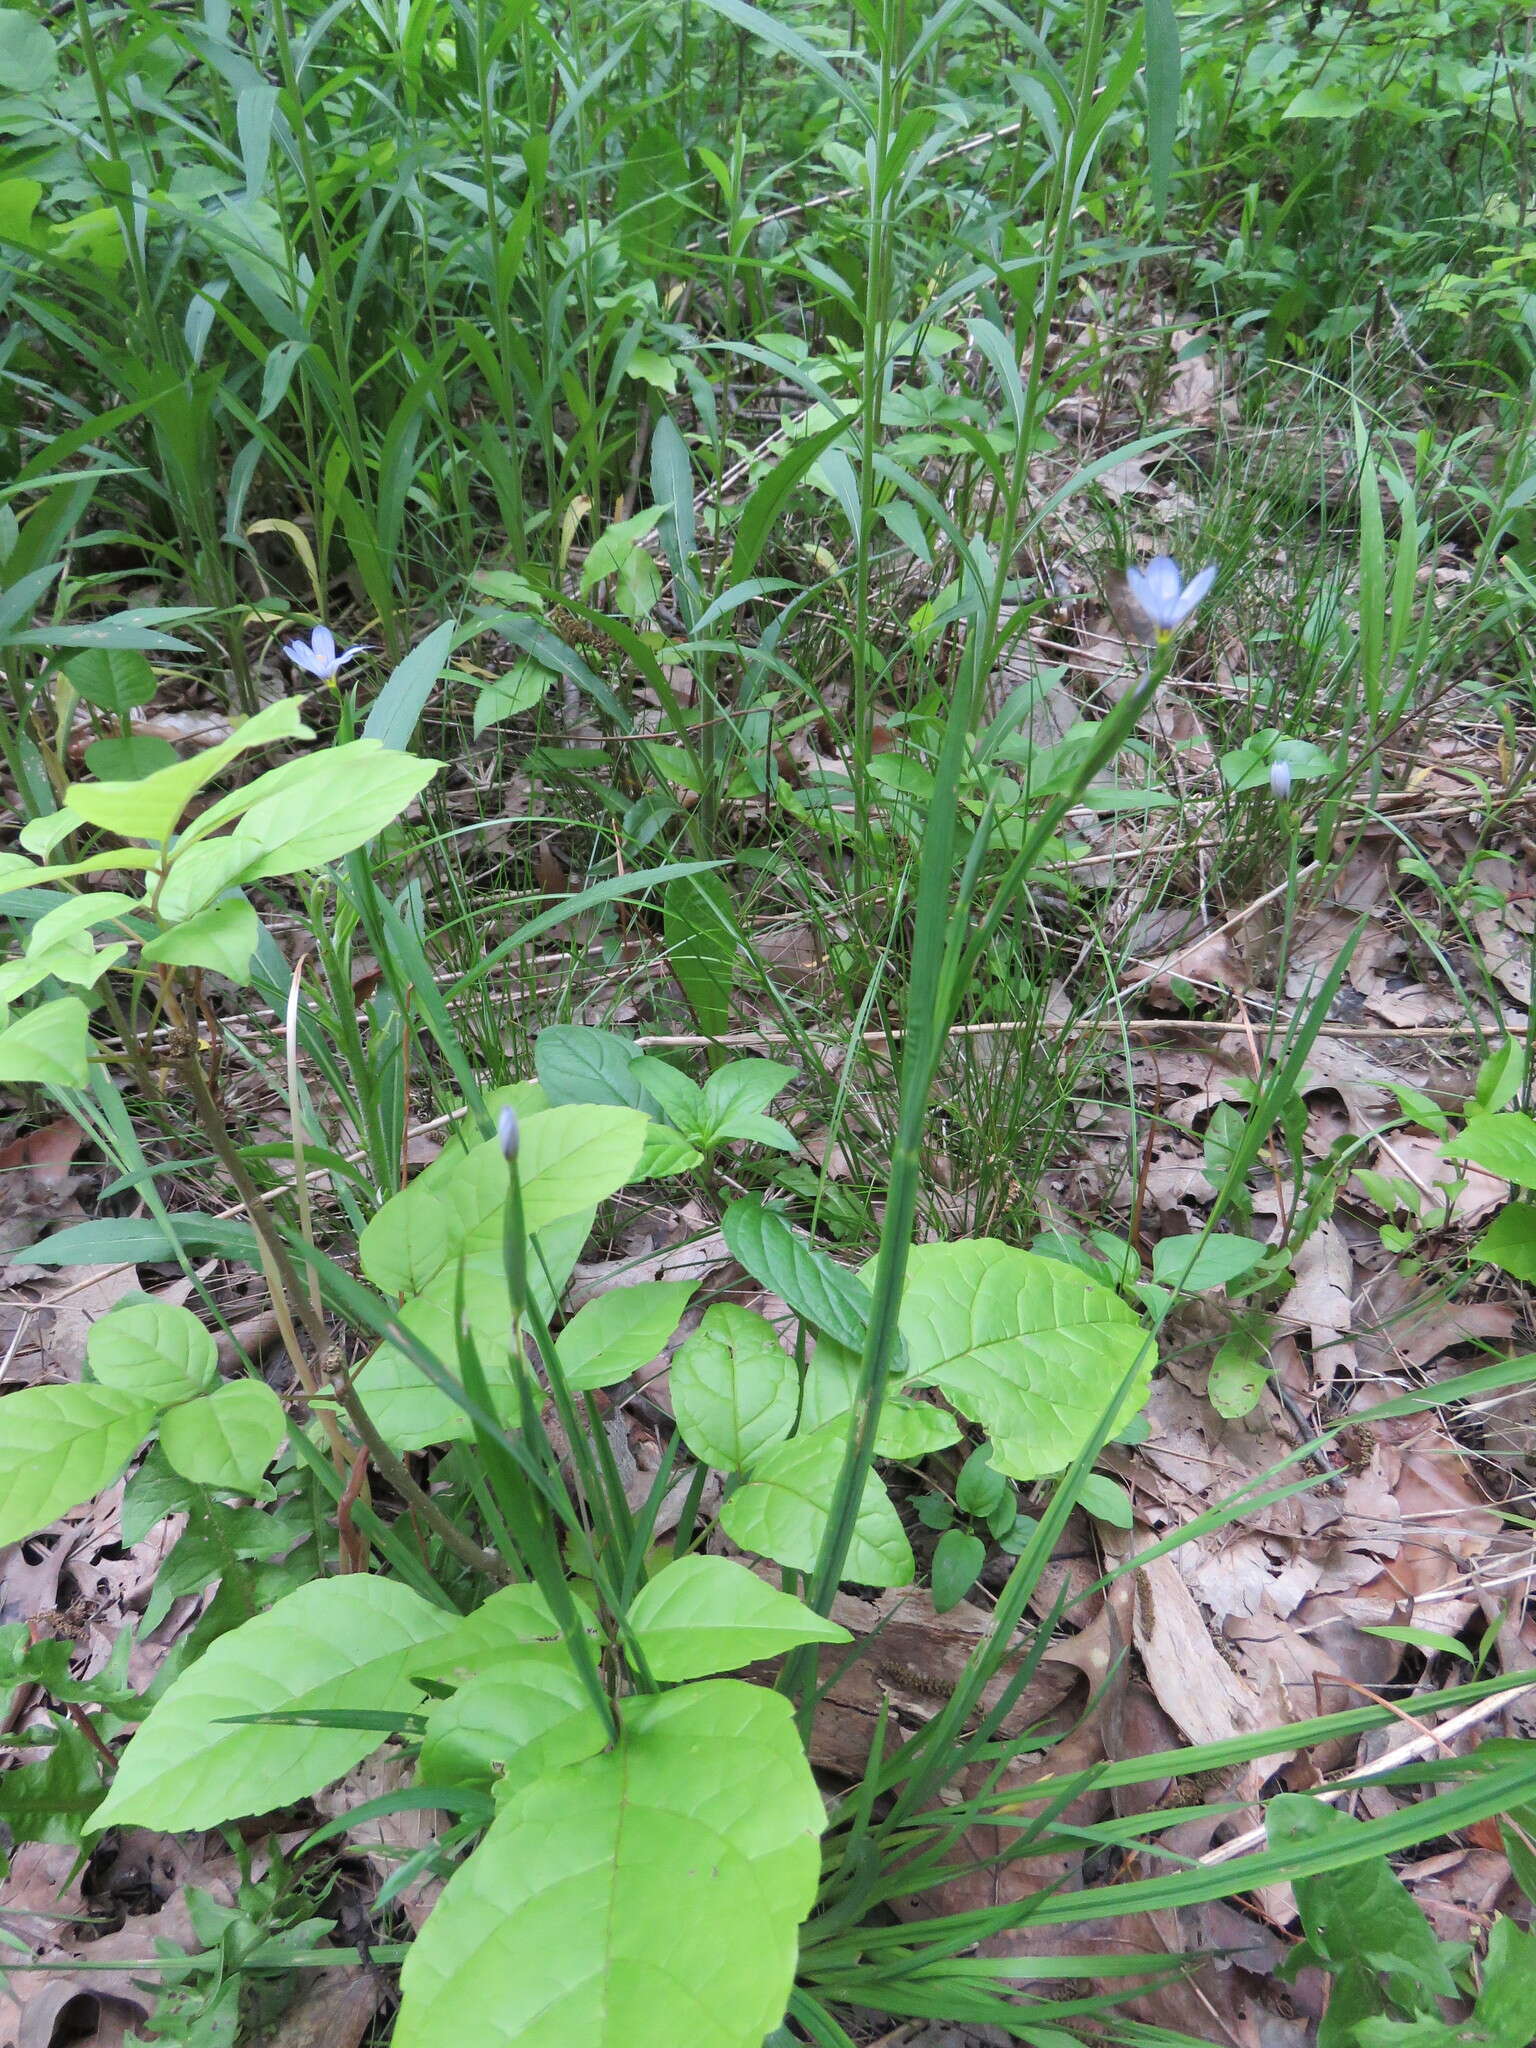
[283,639,323,676]
[1142,556,1183,614]
[311,624,337,666]
[1172,563,1216,622]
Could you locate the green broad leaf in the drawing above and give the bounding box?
[1266,1794,1458,1997]
[140,897,260,981]
[889,1240,1153,1482]
[1454,1916,1536,2048]
[669,1304,798,1472]
[954,1443,1009,1518]
[930,1527,985,1613]
[90,1574,459,1835]
[408,1584,588,1686]
[87,1298,219,1404]
[1208,1323,1272,1420]
[63,698,309,848]
[637,1124,704,1177]
[664,871,735,1039]
[158,1380,286,1491]
[1477,1202,1536,1282]
[0,1384,156,1546]
[722,1197,881,1356]
[394,1680,825,2048]
[1151,1232,1268,1294]
[629,1054,706,1133]
[418,1657,605,1797]
[1444,1113,1536,1191]
[0,9,58,94]
[536,1025,654,1111]
[0,1721,105,1846]
[353,1209,592,1450]
[578,507,663,598]
[207,742,441,879]
[700,1059,798,1148]
[62,646,156,716]
[1077,1471,1134,1527]
[627,1555,850,1680]
[82,734,181,781]
[360,1107,647,1297]
[719,1425,913,1587]
[0,995,90,1087]
[558,1280,697,1392]
[472,658,557,735]
[797,1341,962,1460]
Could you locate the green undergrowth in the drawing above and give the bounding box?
[3,0,1536,2042]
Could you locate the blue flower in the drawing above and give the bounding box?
[1124,556,1216,642]
[1269,758,1292,800]
[281,623,371,685]
[497,1107,520,1161]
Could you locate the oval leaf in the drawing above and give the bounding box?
[395,1681,824,2048]
[90,1575,458,1835]
[892,1240,1153,1480]
[628,1555,851,1680]
[670,1304,798,1472]
[158,1379,286,1490]
[558,1280,697,1392]
[87,1299,219,1406]
[719,1425,913,1587]
[0,1383,156,1546]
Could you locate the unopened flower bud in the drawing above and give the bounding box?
[1269,759,1292,800]
[497,1106,519,1160]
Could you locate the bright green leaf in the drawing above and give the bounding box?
[63,698,310,847]
[720,1425,913,1587]
[670,1304,798,1472]
[159,1379,286,1491]
[0,1383,156,1546]
[1444,1114,1536,1191]
[0,996,91,1087]
[395,1681,824,2048]
[627,1555,850,1680]
[1151,1232,1269,1294]
[87,1299,218,1405]
[890,1240,1153,1481]
[1477,1202,1536,1282]
[419,1656,606,1797]
[90,1575,458,1835]
[558,1280,697,1391]
[140,897,260,981]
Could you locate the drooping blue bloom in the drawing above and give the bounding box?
[1125,556,1216,642]
[281,623,371,685]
